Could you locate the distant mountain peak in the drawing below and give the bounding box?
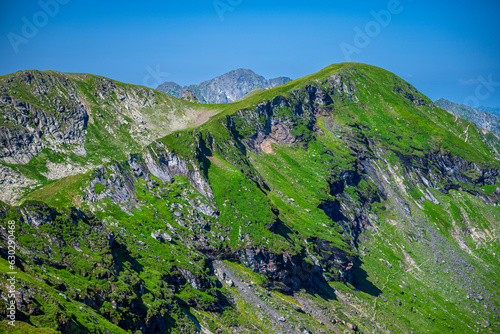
[156,69,292,104]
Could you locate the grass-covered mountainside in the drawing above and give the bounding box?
[1,63,500,333]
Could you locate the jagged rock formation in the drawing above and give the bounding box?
[83,142,213,211]
[156,69,292,103]
[0,71,89,164]
[435,98,500,134]
[181,89,199,103]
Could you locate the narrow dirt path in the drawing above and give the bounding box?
[460,124,471,142]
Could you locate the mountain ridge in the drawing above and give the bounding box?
[477,105,500,117]
[0,69,219,204]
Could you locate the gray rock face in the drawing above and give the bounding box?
[156,81,183,98]
[151,230,172,242]
[181,89,199,103]
[178,268,206,290]
[84,143,214,210]
[144,141,213,200]
[151,230,162,240]
[311,238,356,283]
[192,202,217,217]
[0,165,39,205]
[435,98,500,134]
[237,242,356,291]
[0,71,89,164]
[20,202,57,227]
[161,232,172,242]
[395,150,500,204]
[156,69,292,104]
[83,162,138,209]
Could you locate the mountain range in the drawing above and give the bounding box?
[477,106,500,117]
[0,63,499,333]
[156,69,292,104]
[435,98,500,135]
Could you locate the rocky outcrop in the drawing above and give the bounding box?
[395,150,500,203]
[310,238,356,283]
[237,242,356,291]
[84,142,214,210]
[323,72,359,103]
[321,159,387,246]
[0,165,39,205]
[144,141,213,201]
[181,89,199,103]
[238,248,318,291]
[0,71,89,164]
[41,159,97,181]
[226,72,360,155]
[83,162,138,209]
[227,97,308,154]
[19,201,58,227]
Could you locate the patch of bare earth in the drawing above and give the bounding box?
[260,138,277,154]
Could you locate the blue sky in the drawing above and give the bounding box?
[1,0,499,107]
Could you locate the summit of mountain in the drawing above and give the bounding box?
[156,68,292,104]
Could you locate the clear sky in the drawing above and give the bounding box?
[1,0,499,107]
